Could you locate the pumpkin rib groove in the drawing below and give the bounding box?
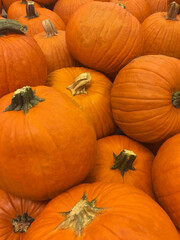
[98,222,120,240]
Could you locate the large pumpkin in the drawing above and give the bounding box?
[46,67,117,139]
[0,19,47,98]
[0,86,97,201]
[66,1,143,78]
[142,2,180,59]
[86,135,155,198]
[23,182,179,239]
[111,55,180,143]
[0,189,47,239]
[152,133,180,230]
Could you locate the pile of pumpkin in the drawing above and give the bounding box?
[0,0,180,239]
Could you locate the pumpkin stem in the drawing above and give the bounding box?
[172,90,180,108]
[26,1,38,19]
[11,212,34,233]
[3,86,45,114]
[0,19,28,36]
[56,193,104,236]
[42,19,58,38]
[111,149,136,177]
[21,0,27,5]
[66,72,91,96]
[165,1,179,20]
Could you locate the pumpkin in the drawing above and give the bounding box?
[0,85,97,201]
[34,20,78,74]
[7,0,41,19]
[0,19,47,98]
[110,0,151,23]
[147,0,180,13]
[142,2,180,59]
[17,1,65,36]
[111,55,180,143]
[23,182,179,239]
[152,133,180,230]
[85,135,155,198]
[46,67,117,139]
[0,189,47,239]
[53,0,94,25]
[66,1,143,78]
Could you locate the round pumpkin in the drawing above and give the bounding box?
[34,20,78,74]
[152,133,180,229]
[0,19,47,98]
[46,67,117,139]
[66,1,143,78]
[0,189,47,239]
[111,55,180,143]
[142,2,180,59]
[23,182,179,239]
[0,85,97,201]
[110,0,151,23]
[17,1,65,36]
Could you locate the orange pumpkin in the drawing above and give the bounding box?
[147,0,180,13]
[66,1,143,78]
[0,189,47,239]
[110,0,151,23]
[53,0,93,25]
[23,182,179,239]
[0,86,97,201]
[111,55,180,143]
[34,20,78,74]
[142,2,180,59]
[17,1,65,36]
[0,19,47,98]
[47,67,117,139]
[152,133,180,229]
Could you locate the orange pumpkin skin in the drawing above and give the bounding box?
[0,86,97,201]
[66,1,143,78]
[46,67,117,139]
[0,32,47,98]
[53,0,94,25]
[110,0,151,23]
[86,135,155,198]
[111,55,180,143]
[34,30,78,74]
[0,189,47,240]
[147,0,180,13]
[23,182,179,240]
[152,133,180,229]
[18,8,65,36]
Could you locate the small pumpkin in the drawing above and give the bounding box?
[46,67,117,139]
[0,189,47,239]
[23,182,179,239]
[0,85,97,201]
[0,19,47,98]
[142,2,180,59]
[111,55,180,143]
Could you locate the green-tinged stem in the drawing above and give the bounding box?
[165,1,179,20]
[0,19,27,36]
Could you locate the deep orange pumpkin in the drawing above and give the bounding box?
[152,133,180,230]
[110,0,151,23]
[0,189,47,239]
[46,67,117,139]
[66,1,143,78]
[111,55,180,143]
[0,19,47,98]
[0,86,97,201]
[23,182,179,239]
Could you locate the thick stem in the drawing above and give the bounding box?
[165,1,179,20]
[42,19,58,38]
[172,90,180,108]
[111,149,136,177]
[11,212,34,233]
[3,86,45,114]
[66,72,91,96]
[0,19,27,36]
[26,1,38,19]
[56,193,104,236]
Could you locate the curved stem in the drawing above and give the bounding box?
[42,19,58,38]
[165,1,179,20]
[0,19,27,36]
[26,1,38,19]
